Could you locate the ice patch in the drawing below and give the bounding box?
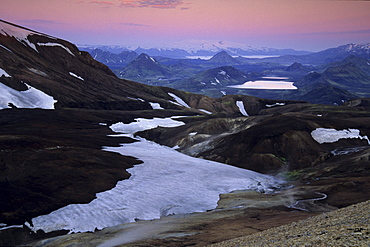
[311,128,370,144]
[0,82,57,109]
[168,93,190,108]
[69,72,84,81]
[37,42,75,56]
[236,101,249,116]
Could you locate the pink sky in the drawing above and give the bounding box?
[1,0,369,51]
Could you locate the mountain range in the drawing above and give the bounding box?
[79,40,312,59]
[1,19,370,246]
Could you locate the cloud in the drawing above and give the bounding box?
[90,0,114,5]
[118,22,152,27]
[18,19,65,25]
[300,29,370,36]
[118,0,185,9]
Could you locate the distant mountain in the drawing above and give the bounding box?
[286,62,308,72]
[260,43,370,66]
[288,60,370,104]
[317,43,370,59]
[171,66,255,94]
[206,51,241,65]
[90,48,138,65]
[79,41,311,59]
[119,53,173,83]
[322,63,370,97]
[167,40,311,56]
[322,55,370,75]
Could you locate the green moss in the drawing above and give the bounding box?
[280,169,305,181]
[221,101,233,106]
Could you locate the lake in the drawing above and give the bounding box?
[228,77,297,90]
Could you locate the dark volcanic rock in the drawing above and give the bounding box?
[0,109,142,225]
[139,105,370,174]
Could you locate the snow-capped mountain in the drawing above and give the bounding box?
[168,39,310,56]
[79,40,311,59]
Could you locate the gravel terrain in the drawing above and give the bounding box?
[209,200,370,247]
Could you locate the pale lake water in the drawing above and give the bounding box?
[228,77,297,90]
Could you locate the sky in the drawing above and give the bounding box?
[1,0,369,51]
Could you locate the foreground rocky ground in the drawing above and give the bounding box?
[3,166,369,246]
[1,101,370,246]
[210,200,370,247]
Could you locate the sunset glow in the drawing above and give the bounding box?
[1,0,369,51]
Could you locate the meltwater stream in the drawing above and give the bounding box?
[26,117,282,234]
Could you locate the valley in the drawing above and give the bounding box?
[0,19,370,246]
[83,43,370,103]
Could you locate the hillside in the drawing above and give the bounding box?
[0,20,370,247]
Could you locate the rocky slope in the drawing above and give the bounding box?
[210,200,370,247]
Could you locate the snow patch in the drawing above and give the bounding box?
[236,101,249,116]
[37,42,75,56]
[0,21,39,52]
[0,44,13,53]
[127,97,145,102]
[266,103,285,107]
[188,132,197,136]
[198,109,212,114]
[168,93,190,108]
[0,68,11,77]
[0,82,57,109]
[28,68,48,77]
[0,224,23,231]
[110,117,185,135]
[69,72,84,81]
[149,102,164,109]
[311,128,370,144]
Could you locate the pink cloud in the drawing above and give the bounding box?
[118,0,184,9]
[90,0,114,5]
